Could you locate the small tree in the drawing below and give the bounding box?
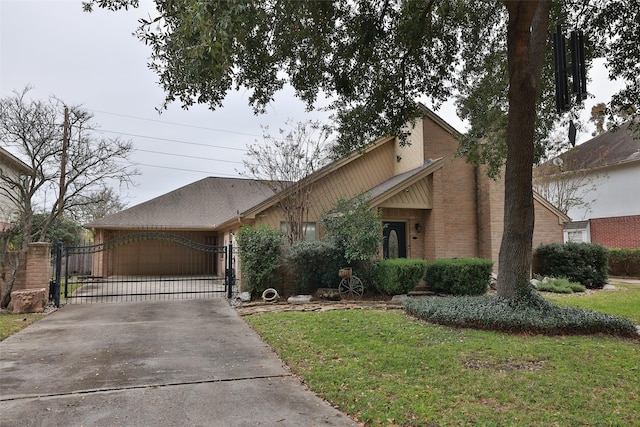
[320,195,383,265]
[243,119,331,244]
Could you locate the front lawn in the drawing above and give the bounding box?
[544,284,640,324]
[0,313,45,341]
[246,310,640,426]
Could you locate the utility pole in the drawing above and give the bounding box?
[58,106,69,218]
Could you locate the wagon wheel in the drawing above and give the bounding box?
[338,275,364,300]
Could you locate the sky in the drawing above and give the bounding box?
[0,0,625,209]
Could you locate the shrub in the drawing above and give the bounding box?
[537,277,586,294]
[287,240,345,293]
[535,243,609,289]
[608,248,640,277]
[320,195,383,264]
[236,225,283,295]
[373,258,427,295]
[404,296,638,338]
[424,258,492,296]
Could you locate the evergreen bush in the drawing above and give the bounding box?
[424,258,492,296]
[287,240,345,293]
[536,243,609,288]
[373,258,427,295]
[608,248,640,277]
[537,277,586,294]
[236,225,283,295]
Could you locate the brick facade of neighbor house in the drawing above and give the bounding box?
[590,215,640,249]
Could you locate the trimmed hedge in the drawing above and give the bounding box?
[373,258,427,295]
[287,240,345,294]
[608,248,640,277]
[535,243,609,288]
[424,258,492,296]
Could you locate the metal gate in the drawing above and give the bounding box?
[50,231,235,305]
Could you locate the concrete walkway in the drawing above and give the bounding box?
[0,300,358,427]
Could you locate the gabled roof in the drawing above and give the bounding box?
[0,147,33,175]
[541,121,640,174]
[86,177,275,230]
[237,135,396,220]
[368,158,444,206]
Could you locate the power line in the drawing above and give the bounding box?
[135,148,244,165]
[90,108,265,138]
[96,128,248,151]
[129,161,243,177]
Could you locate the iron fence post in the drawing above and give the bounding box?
[226,242,234,299]
[54,241,62,307]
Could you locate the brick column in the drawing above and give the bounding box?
[25,242,51,291]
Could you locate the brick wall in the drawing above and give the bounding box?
[590,215,640,249]
[422,119,478,260]
[1,242,51,296]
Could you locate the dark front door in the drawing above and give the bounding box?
[383,222,407,259]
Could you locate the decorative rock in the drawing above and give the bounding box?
[10,288,47,314]
[530,278,541,289]
[287,295,313,304]
[391,294,408,303]
[238,292,252,302]
[603,284,617,290]
[489,273,498,290]
[316,288,341,301]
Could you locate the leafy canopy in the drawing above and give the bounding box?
[84,0,638,165]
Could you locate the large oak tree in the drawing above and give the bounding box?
[85,0,638,301]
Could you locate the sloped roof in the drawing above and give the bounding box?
[541,121,640,174]
[86,177,275,230]
[367,158,443,205]
[0,147,33,175]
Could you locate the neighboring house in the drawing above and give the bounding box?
[0,147,33,232]
[536,122,640,249]
[87,105,569,287]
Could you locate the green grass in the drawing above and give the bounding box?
[246,310,640,426]
[545,284,640,324]
[0,313,45,341]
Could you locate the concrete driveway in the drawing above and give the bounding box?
[0,299,358,427]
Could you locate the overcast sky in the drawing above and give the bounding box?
[1,0,625,208]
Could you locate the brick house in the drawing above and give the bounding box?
[88,105,569,288]
[536,121,640,249]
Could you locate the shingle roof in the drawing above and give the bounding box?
[86,177,275,229]
[543,121,640,173]
[367,159,438,201]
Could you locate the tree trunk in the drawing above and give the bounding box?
[498,1,550,300]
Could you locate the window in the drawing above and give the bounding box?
[566,230,584,243]
[280,222,316,241]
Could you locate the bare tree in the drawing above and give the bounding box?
[0,87,138,249]
[242,120,331,244]
[533,164,600,217]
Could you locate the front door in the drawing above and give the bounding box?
[383,222,407,259]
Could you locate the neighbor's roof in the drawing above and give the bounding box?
[0,147,34,175]
[542,121,640,174]
[86,177,275,230]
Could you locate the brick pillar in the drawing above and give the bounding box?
[25,242,51,291]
